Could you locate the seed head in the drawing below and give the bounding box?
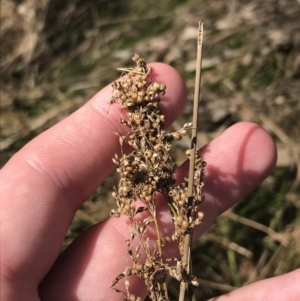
[109,54,205,301]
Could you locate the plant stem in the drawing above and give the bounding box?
[153,208,169,299]
[178,21,204,301]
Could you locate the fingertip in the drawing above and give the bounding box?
[201,121,277,214]
[90,62,186,129]
[148,62,187,125]
[214,121,277,179]
[207,269,300,301]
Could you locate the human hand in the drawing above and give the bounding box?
[1,63,298,301]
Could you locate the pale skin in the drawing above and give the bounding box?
[1,63,299,301]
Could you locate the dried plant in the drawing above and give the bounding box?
[109,23,205,301]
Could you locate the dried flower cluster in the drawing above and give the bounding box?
[109,54,206,301]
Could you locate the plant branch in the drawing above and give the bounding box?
[152,210,169,299]
[179,21,204,301]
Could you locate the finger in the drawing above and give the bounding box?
[207,268,300,301]
[39,122,277,301]
[178,121,277,239]
[0,63,187,293]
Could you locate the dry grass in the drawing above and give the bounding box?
[1,0,299,300]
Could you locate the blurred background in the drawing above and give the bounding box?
[1,0,300,299]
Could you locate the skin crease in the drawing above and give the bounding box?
[0,62,299,301]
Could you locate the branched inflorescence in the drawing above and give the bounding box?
[110,54,206,301]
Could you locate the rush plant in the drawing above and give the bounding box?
[110,23,204,301]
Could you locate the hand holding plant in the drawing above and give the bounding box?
[1,57,290,301]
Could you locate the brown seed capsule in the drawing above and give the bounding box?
[145,260,152,268]
[131,92,137,100]
[112,81,121,89]
[123,204,131,213]
[120,118,127,125]
[134,119,141,126]
[126,98,134,106]
[152,152,159,158]
[139,225,145,234]
[119,197,126,204]
[123,185,131,193]
[136,81,145,88]
[159,83,166,91]
[198,211,204,220]
[109,98,115,105]
[182,221,189,230]
[125,166,133,172]
[153,144,160,151]
[137,90,145,97]
[178,200,185,207]
[186,149,191,156]
[172,132,181,140]
[150,157,156,164]
[179,129,188,135]
[132,113,142,125]
[122,82,129,89]
[148,186,153,194]
[135,263,143,271]
[136,97,143,104]
[132,54,139,61]
[145,150,153,158]
[177,215,183,225]
[144,195,152,202]
[126,78,133,86]
[115,91,122,98]
[183,122,193,128]
[159,115,165,122]
[152,82,160,89]
[174,194,180,202]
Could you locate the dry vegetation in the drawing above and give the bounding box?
[1,0,300,300]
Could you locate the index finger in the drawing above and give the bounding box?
[0,63,187,290]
